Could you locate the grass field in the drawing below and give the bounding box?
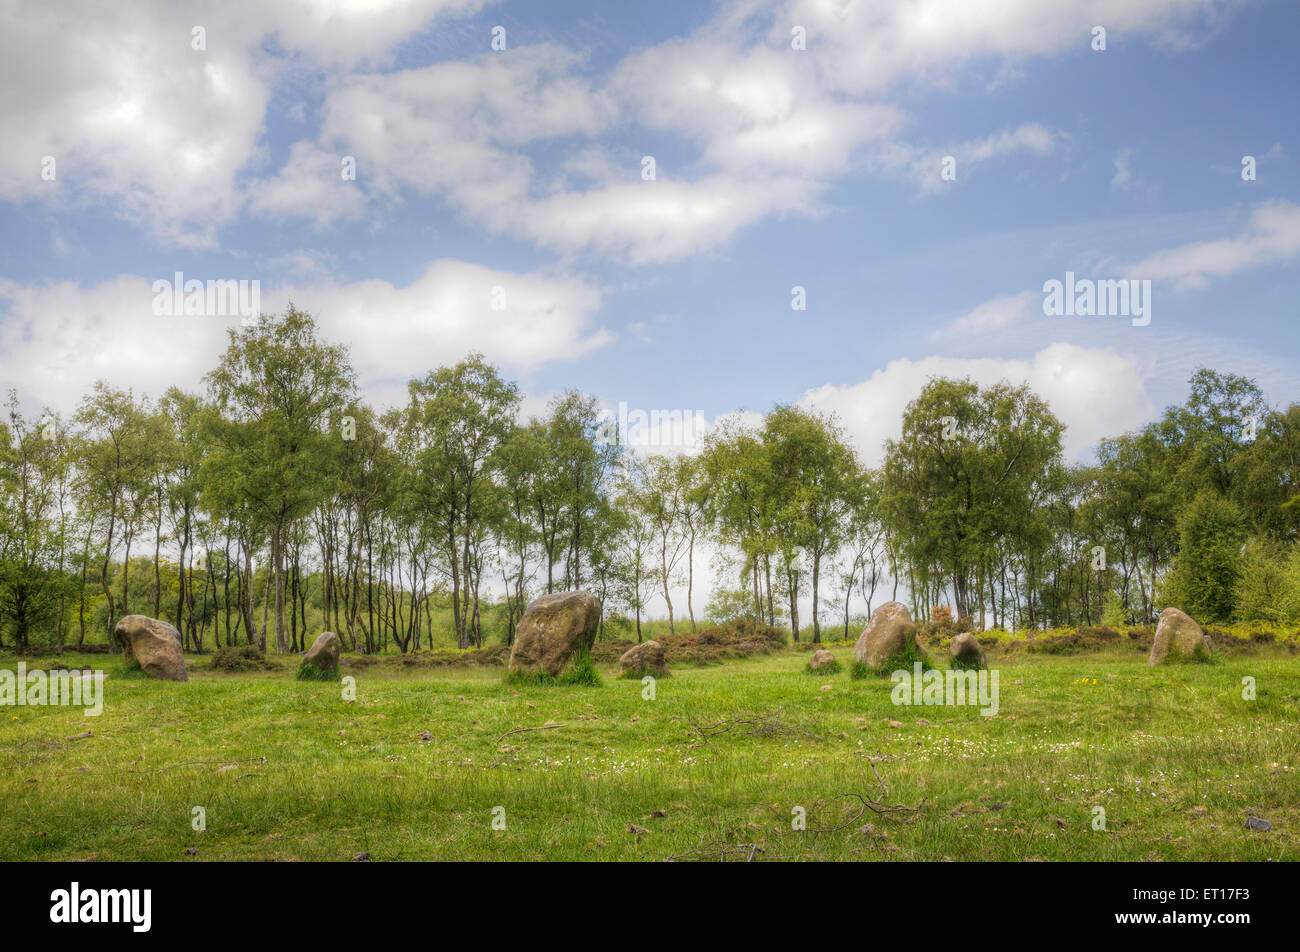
[2,644,1296,861]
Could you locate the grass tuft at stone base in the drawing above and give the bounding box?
[504,649,603,687]
[295,662,341,682]
[850,639,934,679]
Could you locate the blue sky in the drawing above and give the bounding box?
[1,0,1297,466]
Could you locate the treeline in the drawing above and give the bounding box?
[1,307,1297,653]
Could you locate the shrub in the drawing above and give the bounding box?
[211,644,273,672]
[804,658,842,675]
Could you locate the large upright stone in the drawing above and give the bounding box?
[854,601,922,668]
[949,632,986,669]
[509,590,601,677]
[114,614,188,682]
[301,632,341,675]
[1148,607,1212,665]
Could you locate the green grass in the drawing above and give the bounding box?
[1,644,1296,861]
[850,638,935,680]
[295,662,342,682]
[503,649,603,688]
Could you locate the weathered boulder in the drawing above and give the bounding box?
[300,632,341,678]
[854,601,923,667]
[949,632,986,669]
[114,614,188,682]
[509,590,601,677]
[619,640,666,676]
[808,648,838,671]
[1148,607,1212,665]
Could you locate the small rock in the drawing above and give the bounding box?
[352,851,372,862]
[650,809,667,818]
[808,648,837,671]
[1186,806,1207,816]
[819,684,832,692]
[619,640,667,677]
[1244,817,1272,832]
[887,719,904,728]
[628,823,649,836]
[419,731,432,741]
[183,848,198,856]
[916,718,930,726]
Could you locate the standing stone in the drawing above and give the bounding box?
[950,632,986,669]
[301,632,341,676]
[808,648,838,671]
[509,590,601,677]
[1148,607,1212,665]
[619,640,666,676]
[114,614,188,682]
[854,601,923,667]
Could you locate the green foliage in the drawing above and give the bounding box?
[1234,539,1300,625]
[804,658,842,675]
[1166,489,1246,624]
[704,588,755,625]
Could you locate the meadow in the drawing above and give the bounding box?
[2,640,1296,862]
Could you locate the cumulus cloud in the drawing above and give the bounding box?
[3,0,1239,258]
[0,0,489,244]
[799,343,1156,464]
[0,261,608,416]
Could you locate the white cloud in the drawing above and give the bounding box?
[247,141,369,226]
[1111,147,1135,190]
[1128,199,1300,289]
[0,261,608,416]
[938,290,1039,338]
[777,0,1244,95]
[0,0,490,244]
[870,123,1061,191]
[799,343,1156,464]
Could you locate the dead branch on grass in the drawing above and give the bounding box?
[686,707,822,748]
[496,723,564,744]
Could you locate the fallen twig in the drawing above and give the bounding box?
[686,707,822,747]
[496,723,564,744]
